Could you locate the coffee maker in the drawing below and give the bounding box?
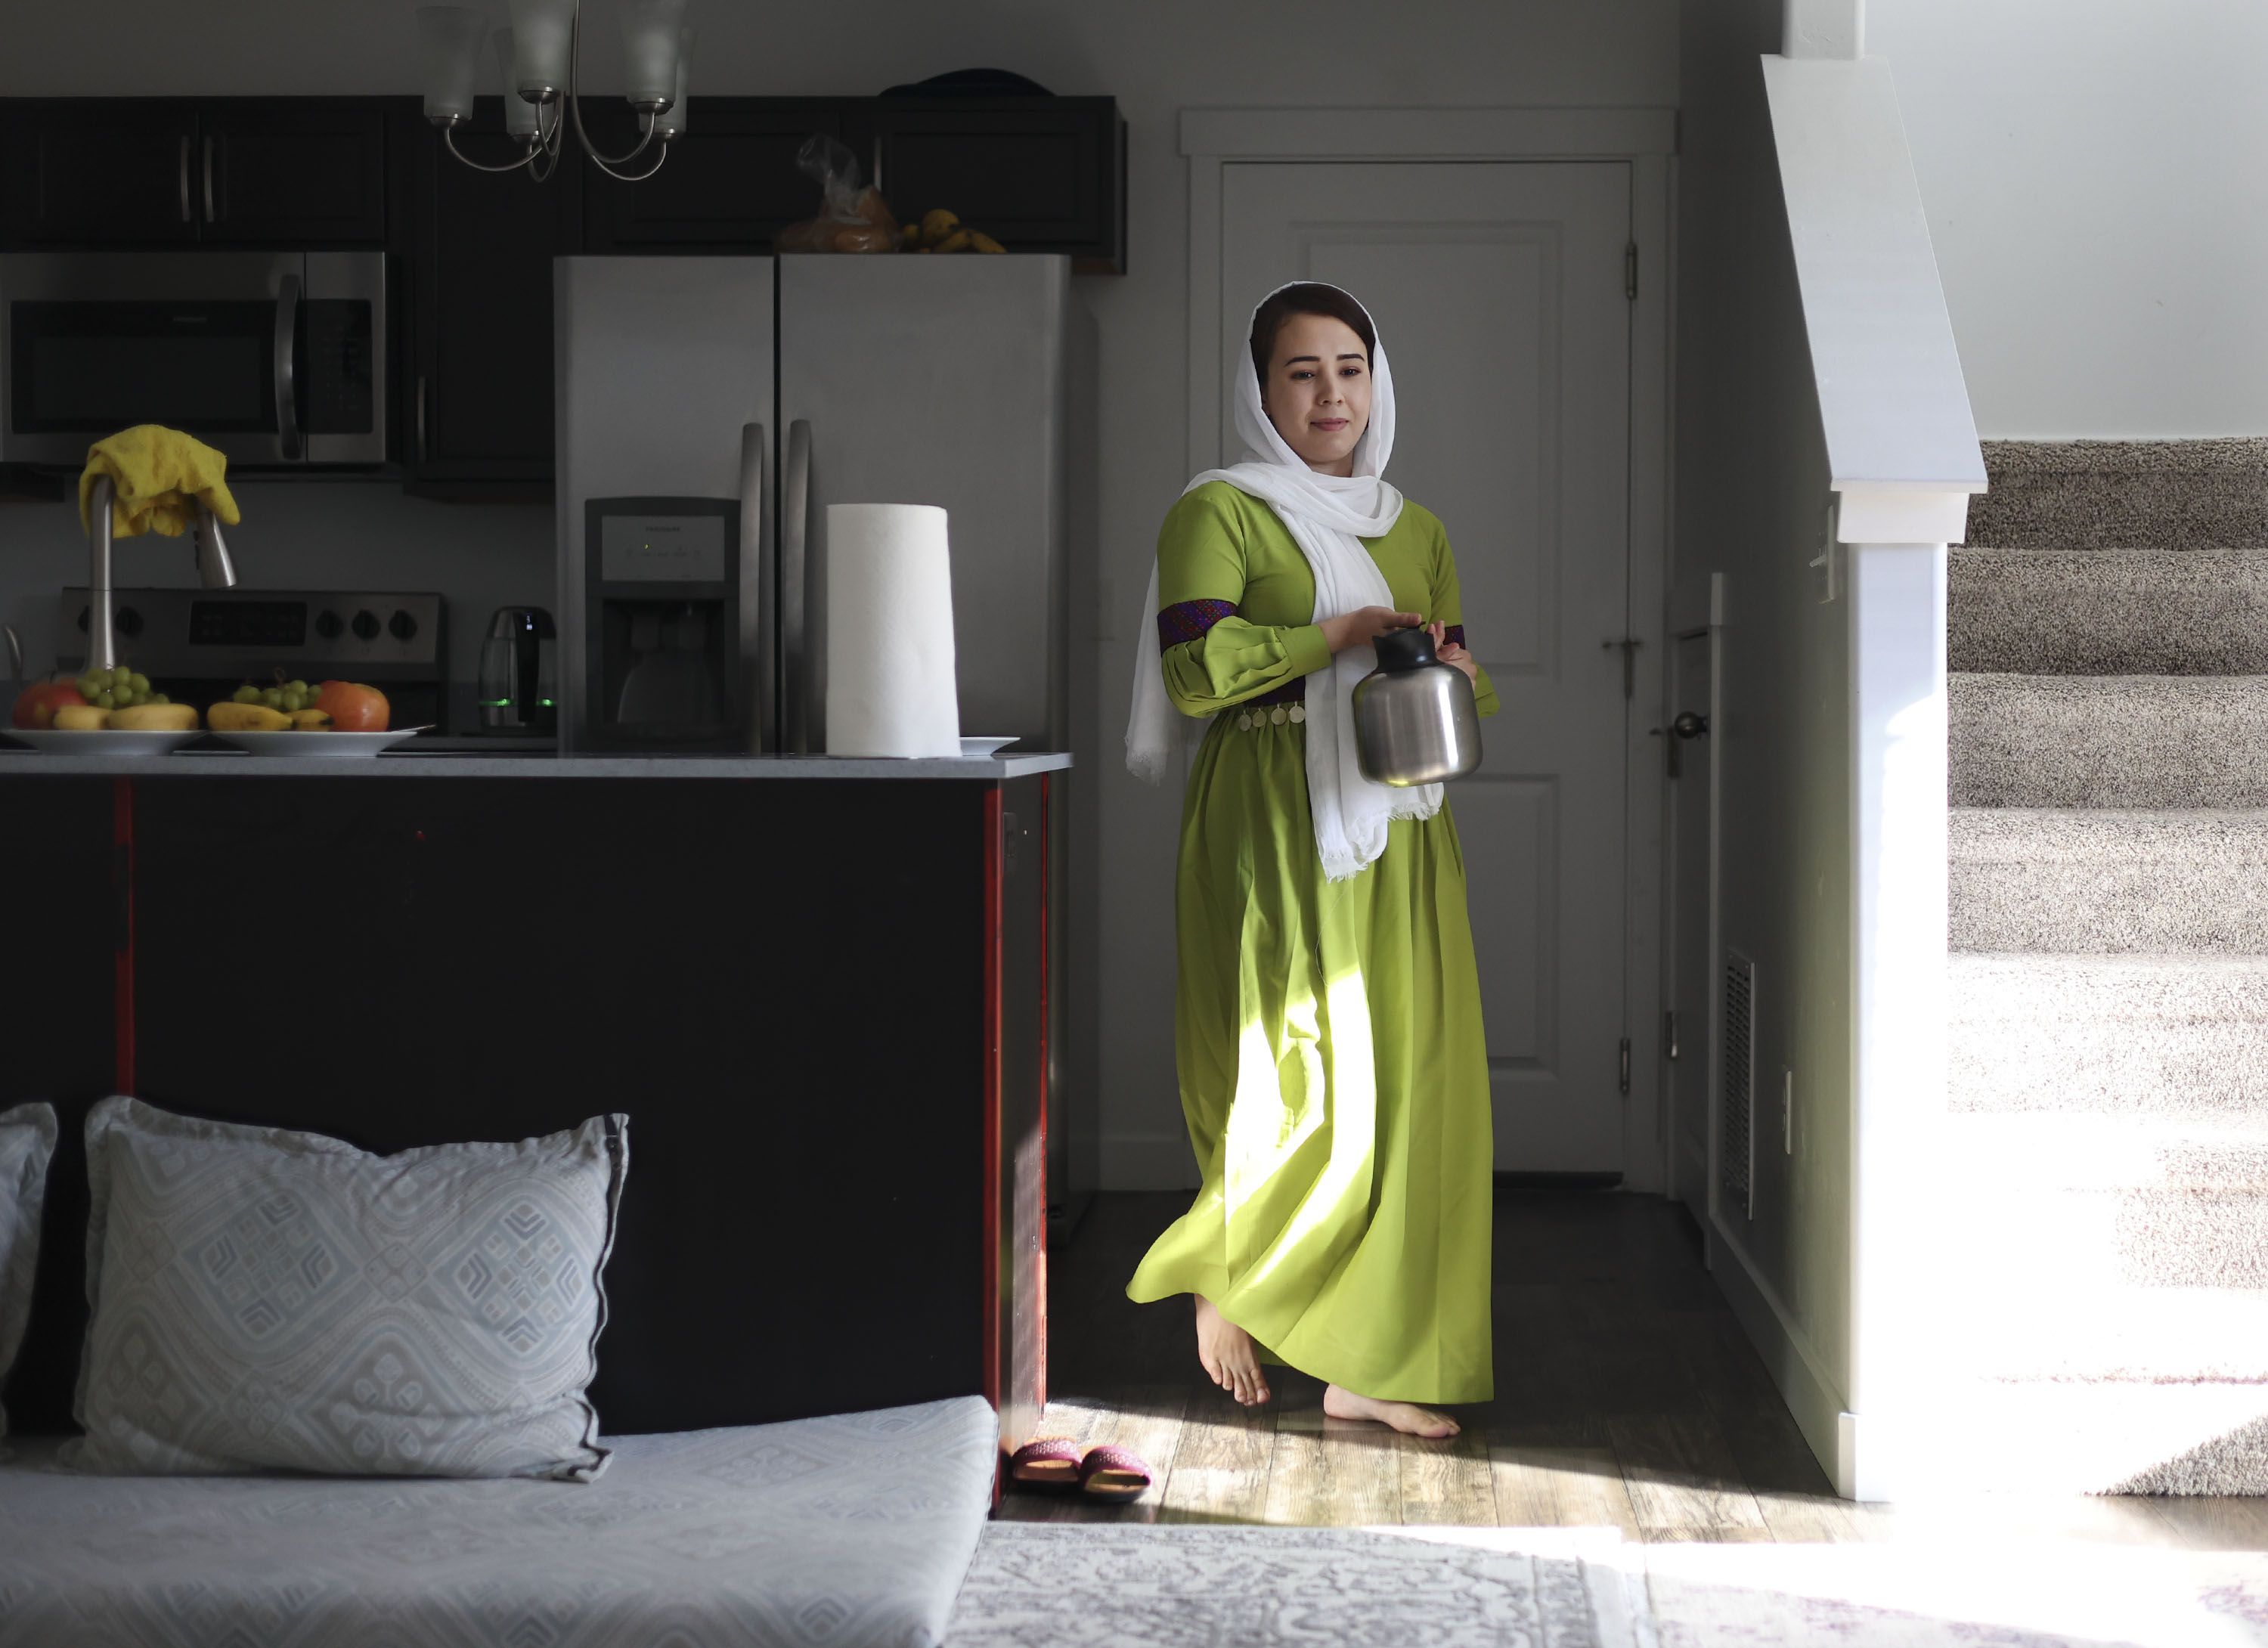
[478,606,557,735]
[578,497,748,751]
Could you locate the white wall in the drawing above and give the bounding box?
[1674,0,1857,1467]
[1868,0,2268,438]
[0,0,1679,1193]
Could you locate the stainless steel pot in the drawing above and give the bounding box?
[1351,626,1481,786]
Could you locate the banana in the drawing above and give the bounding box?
[287,708,332,730]
[207,702,292,733]
[52,705,108,731]
[936,229,972,254]
[919,207,959,246]
[968,231,1005,254]
[110,702,199,733]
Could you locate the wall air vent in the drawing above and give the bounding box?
[1721,950,1756,1219]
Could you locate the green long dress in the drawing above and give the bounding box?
[1125,479,1501,1405]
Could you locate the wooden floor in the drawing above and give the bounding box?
[1003,1189,2268,1550]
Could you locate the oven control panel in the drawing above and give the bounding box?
[57,588,445,680]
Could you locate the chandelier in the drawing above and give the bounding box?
[416,1,693,183]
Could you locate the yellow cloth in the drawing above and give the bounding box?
[78,426,242,540]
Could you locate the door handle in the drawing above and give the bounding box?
[274,272,302,460]
[201,135,216,223]
[782,419,813,752]
[414,374,428,463]
[1647,711,1709,778]
[177,136,192,223]
[738,420,768,752]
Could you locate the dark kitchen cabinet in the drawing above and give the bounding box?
[197,102,389,244]
[580,98,850,251]
[404,101,582,495]
[0,101,200,246]
[0,100,389,249]
[581,95,1126,273]
[862,98,1126,274]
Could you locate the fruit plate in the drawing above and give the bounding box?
[2,728,203,757]
[208,730,421,759]
[959,736,1019,757]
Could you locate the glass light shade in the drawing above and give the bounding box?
[619,0,690,108]
[656,26,692,135]
[507,0,575,98]
[491,29,541,135]
[416,6,486,125]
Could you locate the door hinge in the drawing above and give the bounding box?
[1663,1008,1678,1061]
[1625,241,1638,301]
[1618,1036,1631,1095]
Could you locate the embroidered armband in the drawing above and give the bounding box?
[1157,598,1236,649]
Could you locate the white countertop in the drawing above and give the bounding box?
[0,748,1074,780]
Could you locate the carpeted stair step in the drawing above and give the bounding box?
[1950,953,2268,1115]
[1918,1383,2268,1495]
[1951,810,2268,953]
[1950,547,2268,675]
[1961,437,2268,550]
[1950,673,2268,807]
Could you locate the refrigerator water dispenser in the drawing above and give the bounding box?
[584,497,745,750]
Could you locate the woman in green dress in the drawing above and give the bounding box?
[1123,282,1499,1439]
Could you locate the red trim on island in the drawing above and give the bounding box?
[980,783,1003,1509]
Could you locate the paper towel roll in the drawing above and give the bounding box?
[822,503,962,757]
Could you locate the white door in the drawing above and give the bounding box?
[1222,161,1634,1173]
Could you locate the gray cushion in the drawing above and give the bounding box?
[0,1396,998,1648]
[64,1097,627,1481]
[0,1102,58,1447]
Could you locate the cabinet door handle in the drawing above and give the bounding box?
[415,374,428,463]
[739,421,767,751]
[201,135,215,223]
[274,272,302,460]
[177,136,192,223]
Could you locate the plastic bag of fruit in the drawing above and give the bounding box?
[774,134,900,253]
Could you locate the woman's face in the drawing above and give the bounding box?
[1259,312,1371,477]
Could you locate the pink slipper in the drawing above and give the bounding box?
[1077,1444,1153,1501]
[1007,1436,1084,1488]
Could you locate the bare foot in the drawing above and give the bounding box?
[1323,1383,1461,1438]
[1194,1295,1272,1407]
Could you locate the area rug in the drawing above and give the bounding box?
[945,1523,1644,1647]
[945,1525,2268,1647]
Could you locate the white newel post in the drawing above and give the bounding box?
[1844,535,1950,1501]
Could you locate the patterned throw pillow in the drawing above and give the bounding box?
[0,1101,59,1448]
[64,1098,627,1482]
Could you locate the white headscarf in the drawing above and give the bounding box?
[1124,281,1442,881]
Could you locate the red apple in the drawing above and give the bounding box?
[11,680,87,730]
[314,680,389,732]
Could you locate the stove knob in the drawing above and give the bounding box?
[388,609,418,641]
[315,610,343,640]
[116,606,143,639]
[351,609,380,641]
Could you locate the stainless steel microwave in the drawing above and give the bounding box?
[0,251,386,468]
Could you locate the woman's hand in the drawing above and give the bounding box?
[1430,620,1479,685]
[1321,606,1424,654]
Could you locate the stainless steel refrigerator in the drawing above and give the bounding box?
[554,252,1090,1228]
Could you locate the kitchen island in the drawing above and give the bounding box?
[0,750,1064,1492]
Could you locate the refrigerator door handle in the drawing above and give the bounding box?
[739,420,768,753]
[782,418,813,753]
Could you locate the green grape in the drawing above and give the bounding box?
[232,684,260,705]
[280,690,305,712]
[110,664,132,688]
[76,674,101,699]
[113,688,136,709]
[260,688,284,710]
[92,688,115,709]
[149,692,169,705]
[287,680,308,698]
[128,673,149,695]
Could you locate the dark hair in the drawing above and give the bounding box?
[1250,283,1376,385]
